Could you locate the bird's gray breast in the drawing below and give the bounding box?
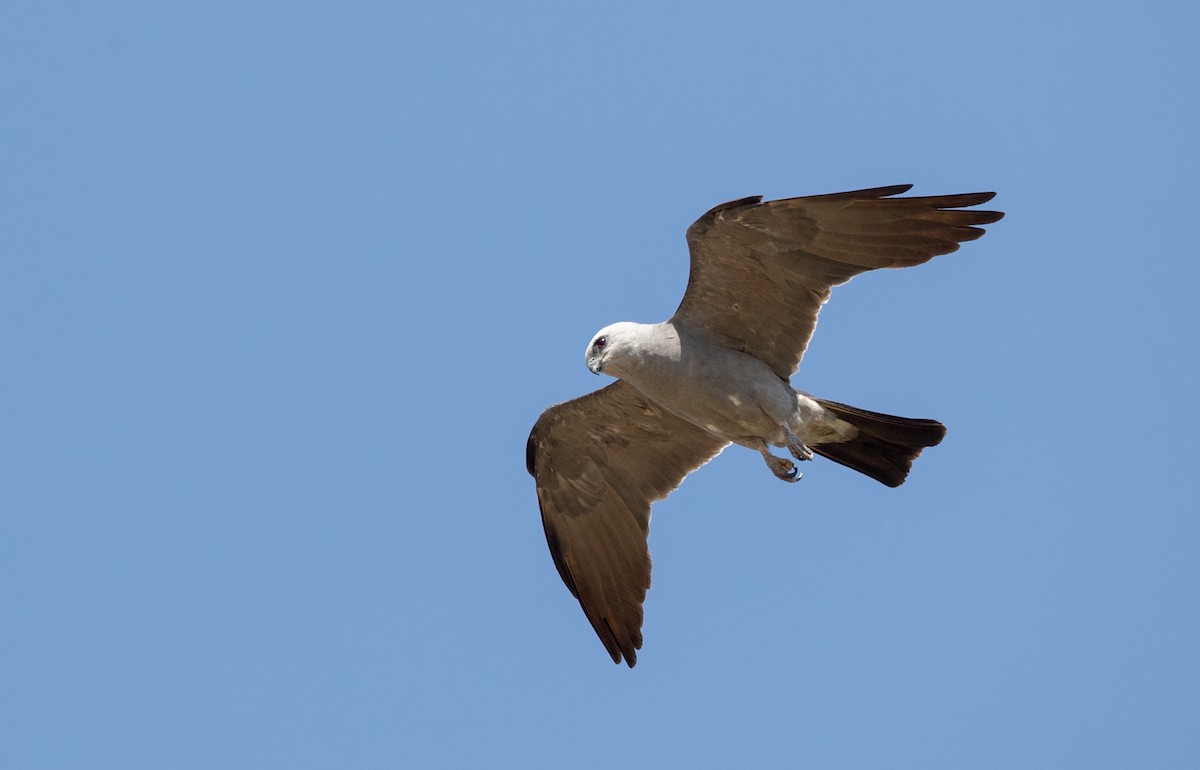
[622,329,794,442]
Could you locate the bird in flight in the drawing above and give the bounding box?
[526,184,1003,666]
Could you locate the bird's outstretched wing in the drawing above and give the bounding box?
[526,381,727,666]
[674,185,1004,378]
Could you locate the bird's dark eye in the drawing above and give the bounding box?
[594,336,607,350]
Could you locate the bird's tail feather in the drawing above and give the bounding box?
[811,398,947,487]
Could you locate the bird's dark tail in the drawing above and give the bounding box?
[810,398,947,487]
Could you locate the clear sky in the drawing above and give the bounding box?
[4,2,1198,767]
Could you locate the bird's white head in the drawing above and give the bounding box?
[585,321,643,378]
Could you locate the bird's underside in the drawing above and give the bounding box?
[527,184,1003,666]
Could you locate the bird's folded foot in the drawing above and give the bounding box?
[779,422,814,462]
[757,441,802,482]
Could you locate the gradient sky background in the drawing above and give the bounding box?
[4,2,1199,768]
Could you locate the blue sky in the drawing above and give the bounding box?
[3,1,1198,767]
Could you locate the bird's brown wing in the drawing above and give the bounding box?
[674,185,1004,378]
[526,380,727,666]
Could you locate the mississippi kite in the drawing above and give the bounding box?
[526,184,1003,666]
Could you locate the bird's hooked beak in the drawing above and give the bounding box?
[585,330,612,375]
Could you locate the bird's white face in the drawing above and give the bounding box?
[585,322,638,377]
